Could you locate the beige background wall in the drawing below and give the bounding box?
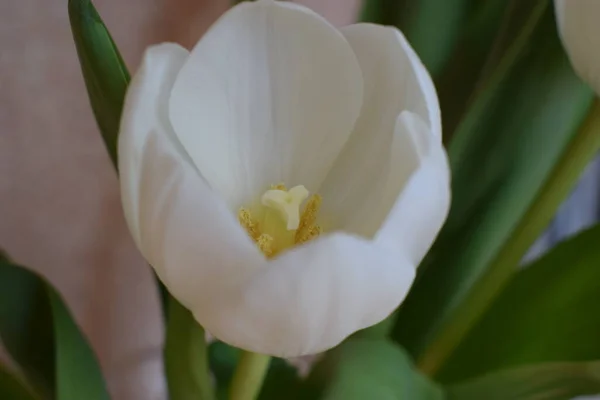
[0,1,358,399]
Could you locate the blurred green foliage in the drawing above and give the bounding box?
[0,253,110,400]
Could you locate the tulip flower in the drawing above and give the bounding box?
[118,0,450,357]
[555,0,600,94]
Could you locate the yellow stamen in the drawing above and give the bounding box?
[296,224,322,245]
[257,234,275,258]
[237,184,323,258]
[238,207,260,240]
[295,194,322,243]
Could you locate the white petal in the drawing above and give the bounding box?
[119,43,191,283]
[169,0,363,208]
[375,113,451,266]
[123,119,415,357]
[129,142,415,356]
[554,0,600,95]
[119,45,264,290]
[119,44,414,356]
[319,24,441,231]
[194,234,416,357]
[341,24,440,138]
[129,131,414,356]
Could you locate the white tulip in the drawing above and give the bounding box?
[555,0,600,94]
[118,0,450,357]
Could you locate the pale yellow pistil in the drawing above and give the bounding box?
[238,184,322,257]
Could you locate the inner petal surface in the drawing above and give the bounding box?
[168,1,363,209]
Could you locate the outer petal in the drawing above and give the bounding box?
[120,41,415,357]
[375,112,451,266]
[119,43,191,283]
[342,24,440,138]
[319,24,441,231]
[196,235,416,356]
[555,0,600,95]
[169,0,363,208]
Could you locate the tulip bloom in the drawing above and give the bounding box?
[555,0,600,94]
[119,0,450,357]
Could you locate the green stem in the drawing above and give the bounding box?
[229,351,271,400]
[417,99,600,375]
[164,298,215,400]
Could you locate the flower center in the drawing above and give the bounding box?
[238,184,322,257]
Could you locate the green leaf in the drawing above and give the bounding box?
[359,0,402,25]
[446,362,600,400]
[257,359,303,400]
[393,4,598,373]
[49,289,110,400]
[360,0,508,78]
[308,339,443,400]
[437,225,600,382]
[397,0,471,77]
[0,365,41,400]
[435,0,534,136]
[164,298,214,400]
[0,254,110,400]
[68,0,129,169]
[0,253,54,396]
[209,341,240,396]
[359,0,476,77]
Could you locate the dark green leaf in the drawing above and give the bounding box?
[308,339,443,400]
[0,254,54,397]
[49,289,110,400]
[0,254,110,400]
[164,298,214,400]
[0,364,41,400]
[447,362,600,400]
[393,4,596,372]
[360,0,509,78]
[360,0,476,77]
[396,0,471,77]
[257,358,303,400]
[359,0,402,25]
[209,341,240,396]
[438,225,600,382]
[436,0,534,136]
[68,0,129,169]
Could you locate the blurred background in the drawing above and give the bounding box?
[0,1,598,399]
